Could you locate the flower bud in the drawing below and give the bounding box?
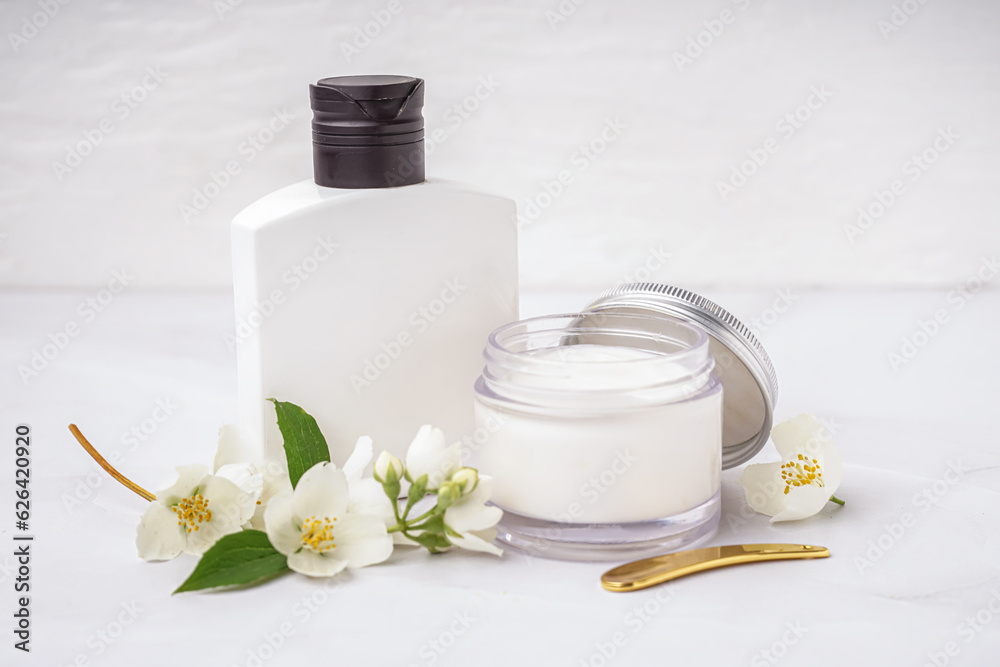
[373,450,403,484]
[450,467,479,495]
[436,481,461,510]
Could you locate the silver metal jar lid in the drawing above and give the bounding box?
[585,283,778,469]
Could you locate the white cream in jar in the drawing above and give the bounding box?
[471,312,724,560]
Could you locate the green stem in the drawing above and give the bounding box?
[829,495,846,506]
[404,507,438,525]
[403,519,439,533]
[387,507,442,535]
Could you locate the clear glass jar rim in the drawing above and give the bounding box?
[482,312,714,397]
[488,311,707,358]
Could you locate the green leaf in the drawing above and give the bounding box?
[404,514,454,553]
[268,399,331,488]
[383,476,401,509]
[403,473,428,517]
[417,513,446,534]
[405,530,452,553]
[174,530,289,594]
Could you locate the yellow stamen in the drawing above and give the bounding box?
[301,516,338,553]
[172,493,212,533]
[780,455,826,495]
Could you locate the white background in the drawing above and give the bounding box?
[2,2,1000,666]
[1,0,998,291]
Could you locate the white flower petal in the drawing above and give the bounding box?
[202,474,256,527]
[183,516,243,555]
[135,503,185,561]
[263,493,302,556]
[741,462,786,517]
[445,476,502,533]
[291,462,349,520]
[449,529,503,556]
[771,414,828,460]
[158,465,209,504]
[343,436,373,481]
[215,463,264,504]
[214,424,254,472]
[330,513,393,569]
[771,484,832,522]
[405,425,461,489]
[818,448,844,497]
[347,477,396,527]
[250,469,293,531]
[287,549,348,578]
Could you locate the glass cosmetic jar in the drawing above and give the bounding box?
[470,283,778,561]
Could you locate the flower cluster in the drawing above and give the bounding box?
[135,408,502,588]
[263,425,501,577]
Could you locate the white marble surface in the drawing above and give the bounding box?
[2,0,999,291]
[1,288,998,666]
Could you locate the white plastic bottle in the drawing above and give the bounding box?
[231,75,518,463]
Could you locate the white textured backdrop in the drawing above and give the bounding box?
[1,0,998,291]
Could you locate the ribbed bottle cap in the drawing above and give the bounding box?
[586,283,778,469]
[309,75,425,188]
